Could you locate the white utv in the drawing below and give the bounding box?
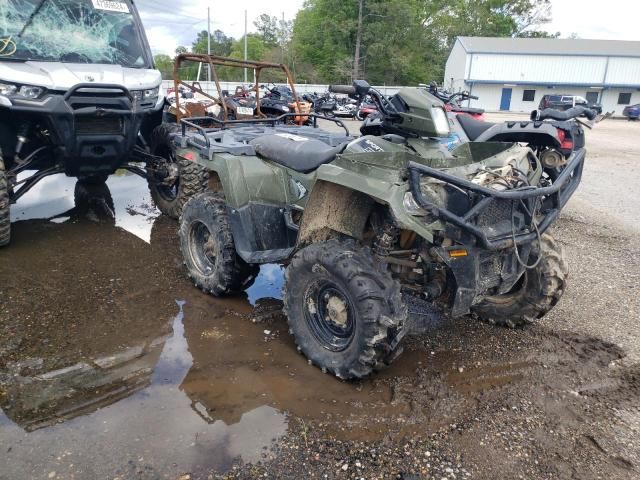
[0,0,165,247]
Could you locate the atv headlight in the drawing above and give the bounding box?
[403,191,427,216]
[282,106,290,112]
[431,107,450,136]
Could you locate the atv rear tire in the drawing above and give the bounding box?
[179,192,259,296]
[148,123,208,219]
[472,233,568,328]
[284,239,408,379]
[0,160,10,247]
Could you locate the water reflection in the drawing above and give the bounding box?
[0,302,287,479]
[11,171,159,242]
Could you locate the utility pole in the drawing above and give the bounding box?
[353,0,363,81]
[207,6,211,82]
[244,10,248,83]
[281,12,285,63]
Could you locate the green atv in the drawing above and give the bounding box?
[155,80,583,379]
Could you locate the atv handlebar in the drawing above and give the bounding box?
[329,85,357,96]
[534,106,597,122]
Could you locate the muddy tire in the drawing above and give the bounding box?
[179,191,259,296]
[472,233,568,328]
[0,161,9,247]
[148,123,208,219]
[283,239,408,379]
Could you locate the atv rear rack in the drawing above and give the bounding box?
[408,148,585,250]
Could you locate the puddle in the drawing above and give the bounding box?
[10,171,159,242]
[3,171,609,477]
[0,302,287,479]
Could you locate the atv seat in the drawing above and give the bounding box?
[457,114,496,141]
[250,134,346,173]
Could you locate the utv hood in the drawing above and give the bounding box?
[0,61,162,91]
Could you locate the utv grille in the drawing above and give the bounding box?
[76,116,123,136]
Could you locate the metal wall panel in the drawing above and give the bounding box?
[606,57,640,85]
[469,54,607,85]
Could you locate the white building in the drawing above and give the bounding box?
[444,36,640,115]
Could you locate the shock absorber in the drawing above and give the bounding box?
[374,222,400,257]
[13,124,30,164]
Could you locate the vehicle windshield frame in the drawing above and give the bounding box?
[0,0,153,68]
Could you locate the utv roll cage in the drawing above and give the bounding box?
[172,54,303,123]
[171,54,350,134]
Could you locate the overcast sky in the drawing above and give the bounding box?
[136,0,640,57]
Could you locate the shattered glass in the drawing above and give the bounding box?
[0,0,149,67]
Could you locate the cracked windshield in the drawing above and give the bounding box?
[0,0,147,66]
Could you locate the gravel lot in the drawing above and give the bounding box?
[0,114,638,480]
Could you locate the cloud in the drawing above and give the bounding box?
[136,0,305,56]
[545,0,640,40]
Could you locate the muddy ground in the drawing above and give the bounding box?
[0,115,638,479]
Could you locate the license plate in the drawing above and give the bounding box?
[236,107,254,116]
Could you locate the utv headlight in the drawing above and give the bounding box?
[0,83,17,96]
[431,107,450,136]
[143,87,159,99]
[18,85,45,99]
[403,191,427,216]
[131,87,160,103]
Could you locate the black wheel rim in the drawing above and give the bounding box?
[303,280,356,352]
[187,221,218,276]
[156,148,179,202]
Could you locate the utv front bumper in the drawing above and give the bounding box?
[1,83,160,177]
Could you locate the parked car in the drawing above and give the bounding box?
[622,104,640,120]
[539,95,602,114]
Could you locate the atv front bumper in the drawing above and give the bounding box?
[408,148,585,250]
[407,149,585,316]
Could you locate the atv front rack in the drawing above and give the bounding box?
[408,148,585,250]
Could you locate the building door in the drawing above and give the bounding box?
[500,88,512,111]
[586,91,599,104]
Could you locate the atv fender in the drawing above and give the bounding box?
[297,181,374,246]
[312,163,436,244]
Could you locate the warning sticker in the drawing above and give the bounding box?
[91,0,130,13]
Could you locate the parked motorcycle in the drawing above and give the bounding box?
[259,83,312,124]
[220,85,258,119]
[303,92,337,118]
[355,96,378,121]
[425,82,485,120]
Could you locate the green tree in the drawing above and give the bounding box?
[291,0,555,85]
[254,14,280,46]
[191,29,233,56]
[153,54,173,79]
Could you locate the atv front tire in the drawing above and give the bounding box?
[472,233,568,328]
[148,124,208,219]
[179,192,259,296]
[284,239,408,379]
[0,161,10,247]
